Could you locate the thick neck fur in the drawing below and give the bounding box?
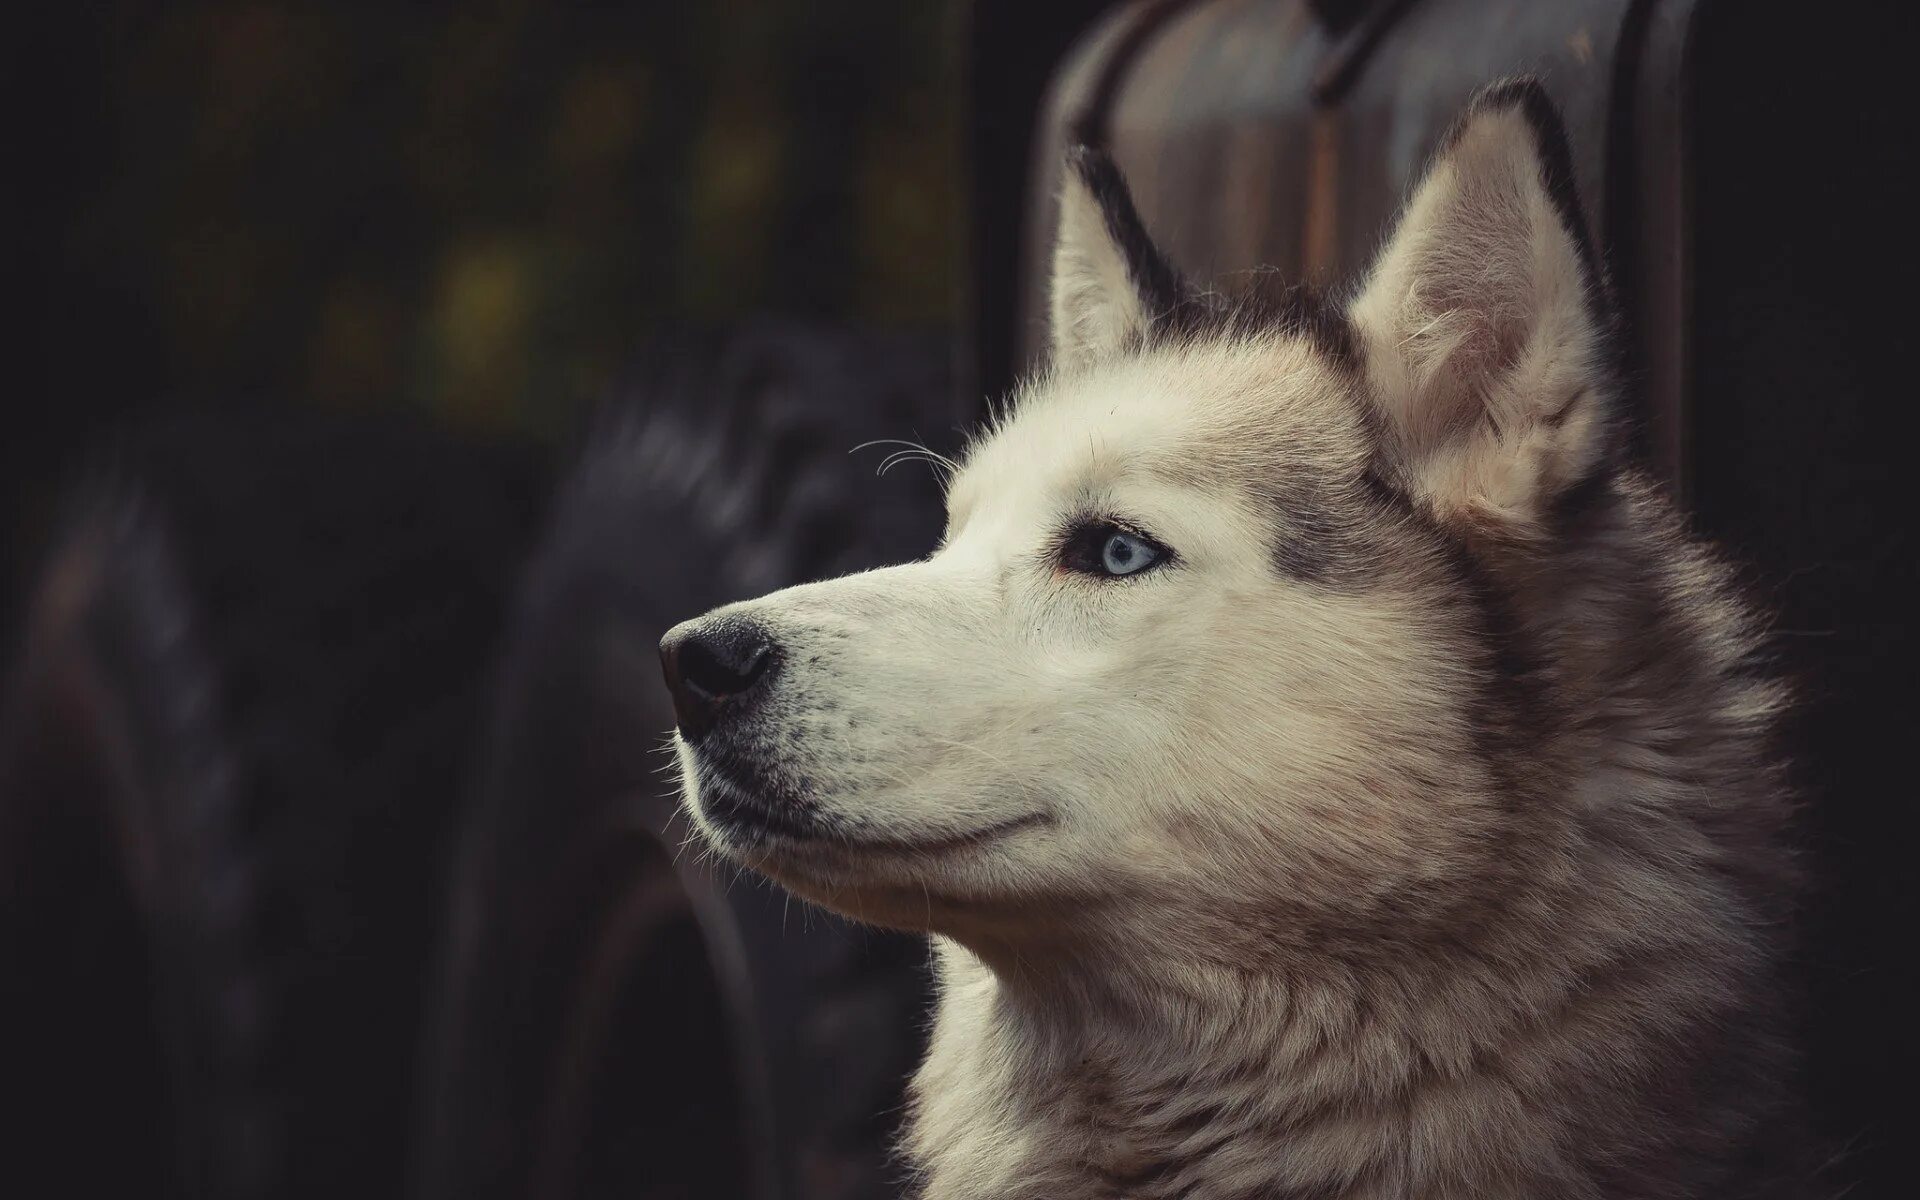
[905,472,1806,1200]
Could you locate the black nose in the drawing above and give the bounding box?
[660,617,779,742]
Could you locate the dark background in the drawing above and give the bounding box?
[0,5,1105,1200]
[4,2,964,554]
[2,3,1911,1200]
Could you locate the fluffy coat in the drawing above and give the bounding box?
[669,80,1807,1198]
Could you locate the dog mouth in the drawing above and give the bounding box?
[692,755,1050,857]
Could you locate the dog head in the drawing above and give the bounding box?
[664,82,1617,962]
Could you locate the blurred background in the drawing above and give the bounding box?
[6,3,961,443]
[1,2,1910,1199]
[0,5,1105,1200]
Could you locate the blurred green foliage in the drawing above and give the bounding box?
[64,1,963,440]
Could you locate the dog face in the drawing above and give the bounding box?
[665,84,1615,956]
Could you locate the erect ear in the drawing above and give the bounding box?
[1348,79,1618,533]
[1049,145,1187,367]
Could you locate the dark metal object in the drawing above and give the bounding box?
[1304,0,1376,33]
[1019,0,1679,484]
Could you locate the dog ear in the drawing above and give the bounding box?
[1348,79,1619,533]
[1049,145,1186,367]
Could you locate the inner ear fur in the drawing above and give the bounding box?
[1347,78,1622,533]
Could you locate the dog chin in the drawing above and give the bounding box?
[682,760,1053,911]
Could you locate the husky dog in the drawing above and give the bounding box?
[661,81,1806,1199]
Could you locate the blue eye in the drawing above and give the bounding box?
[1059,520,1171,578]
[1101,531,1159,576]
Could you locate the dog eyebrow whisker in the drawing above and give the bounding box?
[850,437,961,484]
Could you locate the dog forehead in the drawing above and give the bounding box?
[953,336,1363,518]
